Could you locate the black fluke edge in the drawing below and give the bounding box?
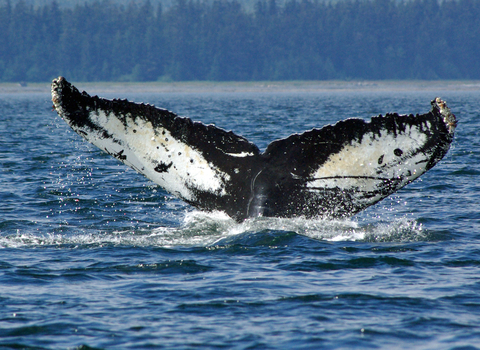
[52,77,456,222]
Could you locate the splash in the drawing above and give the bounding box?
[0,211,427,249]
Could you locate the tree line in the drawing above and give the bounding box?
[0,0,479,82]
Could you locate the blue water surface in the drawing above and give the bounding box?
[1,83,479,349]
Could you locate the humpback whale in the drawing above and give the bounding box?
[51,77,456,222]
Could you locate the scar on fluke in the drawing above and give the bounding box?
[154,162,173,173]
[51,77,456,222]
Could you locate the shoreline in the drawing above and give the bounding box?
[1,80,480,94]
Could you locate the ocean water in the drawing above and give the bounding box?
[0,83,479,349]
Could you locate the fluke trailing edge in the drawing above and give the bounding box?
[52,77,456,221]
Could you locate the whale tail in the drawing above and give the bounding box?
[52,77,456,221]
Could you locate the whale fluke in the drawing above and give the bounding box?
[51,77,456,221]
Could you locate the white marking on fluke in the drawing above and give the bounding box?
[52,77,456,222]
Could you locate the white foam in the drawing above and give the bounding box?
[0,212,426,249]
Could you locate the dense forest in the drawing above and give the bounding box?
[0,0,479,82]
[6,0,284,10]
